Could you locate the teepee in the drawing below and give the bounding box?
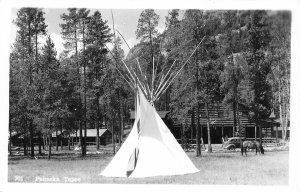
[100,87,199,178]
[100,28,206,177]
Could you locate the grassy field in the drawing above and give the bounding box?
[8,149,289,185]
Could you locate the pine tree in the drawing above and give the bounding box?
[136,9,160,75]
[85,10,112,150]
[14,8,47,158]
[60,8,88,156]
[41,36,60,159]
[220,10,249,154]
[245,11,272,143]
[268,11,291,141]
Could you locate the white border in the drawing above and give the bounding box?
[1,0,300,192]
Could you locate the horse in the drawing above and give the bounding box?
[242,140,264,156]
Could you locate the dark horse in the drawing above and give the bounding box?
[242,141,264,156]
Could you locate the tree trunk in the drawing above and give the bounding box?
[9,126,12,156]
[165,88,168,110]
[196,102,201,156]
[104,103,107,130]
[191,107,195,144]
[68,133,71,151]
[120,98,124,147]
[96,96,100,150]
[284,109,288,140]
[42,134,45,150]
[27,137,30,155]
[259,125,262,144]
[112,119,116,155]
[26,19,34,159]
[233,102,237,137]
[255,126,257,141]
[205,103,212,152]
[60,121,63,150]
[29,120,34,158]
[96,121,100,150]
[149,30,154,75]
[200,123,204,149]
[254,102,259,142]
[48,134,52,160]
[81,124,86,152]
[56,130,58,151]
[71,136,74,148]
[43,135,46,150]
[181,123,184,149]
[195,43,201,156]
[83,20,87,157]
[79,120,84,157]
[277,63,285,140]
[23,136,27,156]
[118,88,123,148]
[73,129,78,146]
[44,136,49,150]
[236,102,243,155]
[38,131,42,155]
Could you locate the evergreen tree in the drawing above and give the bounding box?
[78,8,90,156]
[136,9,159,43]
[60,8,89,156]
[13,8,47,157]
[85,10,112,150]
[268,11,291,140]
[39,36,61,159]
[245,11,272,142]
[220,10,249,154]
[136,9,160,75]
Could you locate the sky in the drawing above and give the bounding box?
[10,8,171,57]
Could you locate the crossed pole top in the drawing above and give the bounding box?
[105,35,206,104]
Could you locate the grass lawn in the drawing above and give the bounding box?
[8,148,289,185]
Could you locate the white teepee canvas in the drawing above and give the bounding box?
[100,87,199,178]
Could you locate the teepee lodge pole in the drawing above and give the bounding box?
[155,36,206,101]
[136,59,150,97]
[154,60,177,97]
[154,71,176,100]
[114,65,135,89]
[129,65,147,95]
[116,29,132,51]
[136,58,150,92]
